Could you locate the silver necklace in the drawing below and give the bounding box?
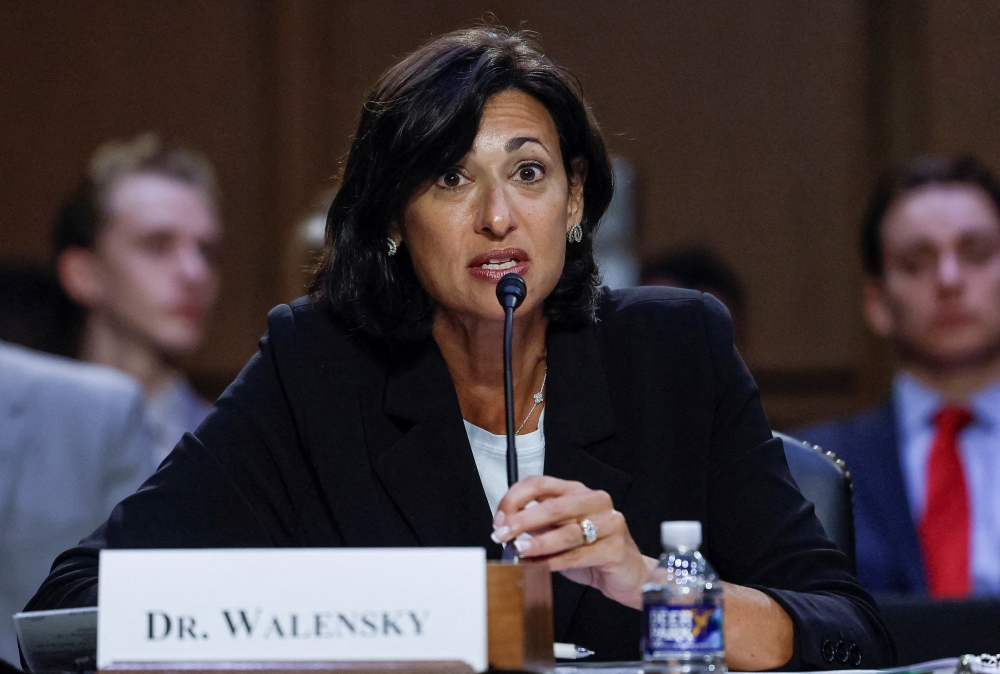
[515,368,547,435]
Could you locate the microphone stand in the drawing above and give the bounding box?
[503,298,519,489]
[496,273,526,562]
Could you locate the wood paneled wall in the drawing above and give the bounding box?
[2,1,998,427]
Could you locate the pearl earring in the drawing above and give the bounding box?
[567,222,583,243]
[386,238,398,256]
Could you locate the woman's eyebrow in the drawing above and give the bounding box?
[505,136,547,153]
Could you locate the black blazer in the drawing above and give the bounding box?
[27,287,894,668]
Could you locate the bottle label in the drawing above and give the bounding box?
[643,603,723,656]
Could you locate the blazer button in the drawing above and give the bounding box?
[835,641,849,663]
[849,644,861,667]
[821,640,835,663]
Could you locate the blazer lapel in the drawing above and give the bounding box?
[544,324,634,640]
[863,400,927,593]
[366,340,501,557]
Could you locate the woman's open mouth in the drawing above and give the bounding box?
[467,248,530,282]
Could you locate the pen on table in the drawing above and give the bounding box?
[554,642,595,659]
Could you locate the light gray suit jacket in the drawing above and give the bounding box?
[0,342,152,666]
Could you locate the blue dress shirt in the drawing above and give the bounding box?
[894,373,1000,595]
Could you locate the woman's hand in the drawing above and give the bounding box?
[492,476,795,670]
[491,475,657,609]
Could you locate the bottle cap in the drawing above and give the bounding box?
[660,521,702,549]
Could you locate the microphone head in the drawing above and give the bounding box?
[496,273,527,310]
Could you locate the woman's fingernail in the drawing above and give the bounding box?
[491,525,510,543]
[514,538,532,554]
[493,511,505,527]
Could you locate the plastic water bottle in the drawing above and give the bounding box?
[641,521,725,673]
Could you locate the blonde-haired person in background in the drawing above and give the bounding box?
[54,134,222,468]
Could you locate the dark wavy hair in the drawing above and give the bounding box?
[861,154,1000,276]
[311,26,614,343]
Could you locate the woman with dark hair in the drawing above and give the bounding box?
[28,27,893,668]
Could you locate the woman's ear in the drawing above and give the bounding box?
[566,157,588,232]
[388,219,403,244]
[56,248,105,309]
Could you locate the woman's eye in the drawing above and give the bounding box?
[438,171,466,189]
[516,164,544,182]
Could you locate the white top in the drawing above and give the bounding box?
[464,410,546,514]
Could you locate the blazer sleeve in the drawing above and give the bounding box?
[23,305,308,612]
[698,293,896,669]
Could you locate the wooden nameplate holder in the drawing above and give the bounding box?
[485,561,554,671]
[100,562,554,674]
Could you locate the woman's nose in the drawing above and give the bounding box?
[478,182,515,238]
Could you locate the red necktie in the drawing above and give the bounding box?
[919,406,974,598]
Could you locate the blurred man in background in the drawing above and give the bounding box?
[799,156,1000,598]
[641,247,749,353]
[0,340,150,666]
[54,134,222,466]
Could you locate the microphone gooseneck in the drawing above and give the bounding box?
[495,273,527,488]
[502,309,517,486]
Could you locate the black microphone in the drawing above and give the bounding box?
[496,273,527,489]
[496,273,526,563]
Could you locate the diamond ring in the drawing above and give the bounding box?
[580,519,598,545]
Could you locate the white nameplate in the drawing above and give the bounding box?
[97,548,486,671]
